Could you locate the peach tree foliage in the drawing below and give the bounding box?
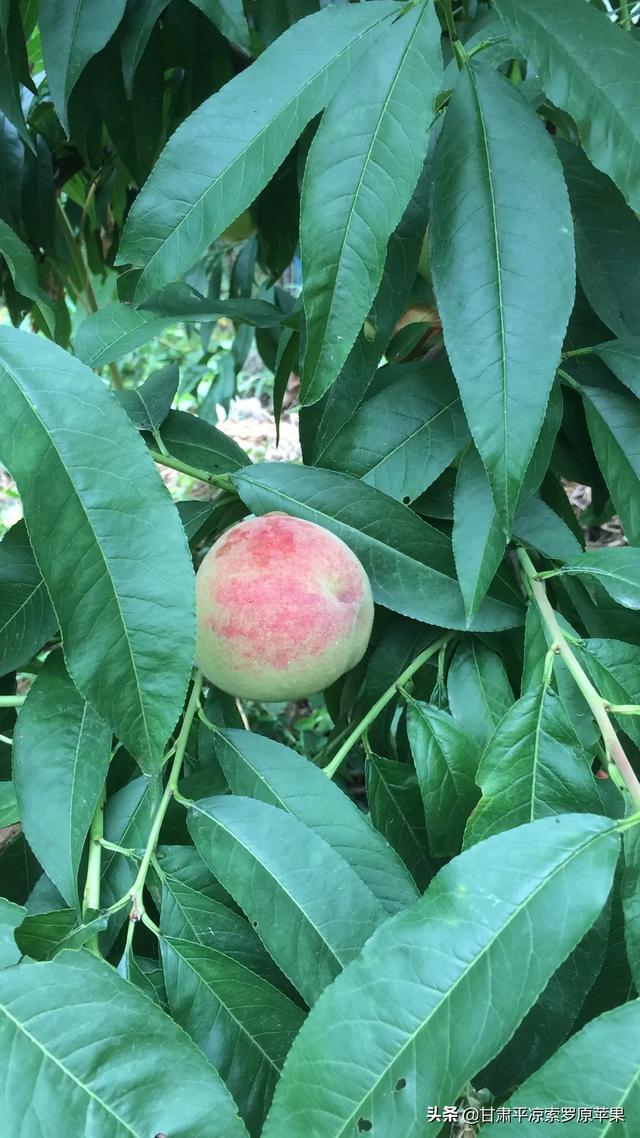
[2,0,640,1134]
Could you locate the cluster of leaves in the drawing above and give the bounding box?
[2,0,640,1134]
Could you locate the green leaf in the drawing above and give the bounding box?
[0,952,249,1136]
[513,496,583,562]
[0,897,23,968]
[480,999,640,1136]
[465,686,605,847]
[309,158,430,462]
[159,871,291,995]
[188,794,386,1006]
[623,826,640,992]
[120,0,171,97]
[263,814,620,1137]
[116,363,179,431]
[0,220,56,333]
[563,548,640,610]
[118,2,398,300]
[162,936,304,1135]
[188,0,250,50]
[0,111,22,229]
[153,409,249,475]
[407,699,479,858]
[495,0,640,213]
[140,284,296,329]
[74,301,170,368]
[320,360,468,503]
[430,61,575,531]
[0,519,57,678]
[446,639,514,752]
[559,142,640,338]
[478,907,610,1098]
[0,781,18,828]
[101,775,162,946]
[40,0,127,133]
[231,462,524,632]
[453,446,507,621]
[576,639,640,751]
[14,907,108,960]
[365,753,433,892]
[0,0,30,146]
[13,653,111,909]
[299,1,441,404]
[215,728,418,915]
[595,338,640,397]
[583,380,640,546]
[0,327,196,770]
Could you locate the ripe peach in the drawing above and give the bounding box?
[195,514,374,701]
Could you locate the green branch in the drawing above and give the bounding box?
[126,671,203,929]
[0,695,25,707]
[148,448,233,490]
[517,548,640,810]
[322,633,455,780]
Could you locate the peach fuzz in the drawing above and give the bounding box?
[195,514,374,701]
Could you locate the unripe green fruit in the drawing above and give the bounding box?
[220,210,256,243]
[195,514,374,701]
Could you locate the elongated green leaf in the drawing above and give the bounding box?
[188,0,250,50]
[231,463,524,632]
[120,0,170,97]
[623,827,640,992]
[0,0,29,145]
[0,952,249,1136]
[153,409,249,475]
[0,897,23,968]
[513,496,582,562]
[576,639,640,751]
[563,548,640,610]
[407,699,479,857]
[595,338,640,397]
[299,2,441,404]
[118,3,398,299]
[0,781,18,828]
[140,285,295,329]
[447,639,513,751]
[159,871,291,995]
[215,728,418,915]
[40,0,127,133]
[0,111,22,229]
[0,327,196,769]
[479,908,610,1098]
[431,62,575,531]
[0,520,57,678]
[74,302,170,368]
[465,686,604,847]
[320,361,468,503]
[163,936,304,1135]
[495,0,640,213]
[310,158,431,462]
[263,814,620,1137]
[116,363,178,431]
[13,653,111,909]
[188,795,385,1006]
[365,753,433,892]
[481,999,640,1136]
[0,220,56,333]
[559,141,640,338]
[453,446,506,621]
[583,380,640,546]
[14,907,108,960]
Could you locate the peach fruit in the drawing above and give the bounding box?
[195,514,374,701]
